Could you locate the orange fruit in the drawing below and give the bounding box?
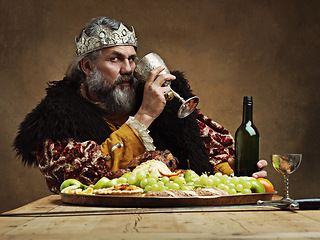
[257,178,274,193]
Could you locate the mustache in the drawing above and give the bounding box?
[114,74,139,89]
[114,75,134,85]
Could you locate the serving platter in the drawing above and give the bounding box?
[60,192,274,208]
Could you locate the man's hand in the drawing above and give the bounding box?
[228,159,268,179]
[134,66,176,128]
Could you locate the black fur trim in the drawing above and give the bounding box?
[13,78,113,166]
[149,71,213,175]
[13,71,213,175]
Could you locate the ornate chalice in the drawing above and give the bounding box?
[134,53,199,118]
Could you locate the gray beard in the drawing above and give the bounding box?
[86,68,138,116]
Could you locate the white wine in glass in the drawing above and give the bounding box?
[272,154,302,202]
[258,154,302,209]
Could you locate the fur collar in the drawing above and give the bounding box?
[13,71,213,174]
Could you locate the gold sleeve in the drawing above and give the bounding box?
[213,162,234,176]
[100,123,147,172]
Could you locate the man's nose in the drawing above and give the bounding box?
[121,59,134,75]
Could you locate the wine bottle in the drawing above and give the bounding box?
[235,96,260,177]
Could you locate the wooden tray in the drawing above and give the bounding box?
[60,192,274,208]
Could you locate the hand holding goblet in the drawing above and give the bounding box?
[134,53,199,118]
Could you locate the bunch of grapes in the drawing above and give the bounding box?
[111,170,255,195]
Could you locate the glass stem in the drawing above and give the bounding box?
[283,174,290,199]
[168,86,185,103]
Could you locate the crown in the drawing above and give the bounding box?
[75,23,138,59]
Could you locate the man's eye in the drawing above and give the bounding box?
[110,57,118,62]
[129,56,136,62]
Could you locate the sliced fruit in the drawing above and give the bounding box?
[93,177,110,189]
[60,179,81,192]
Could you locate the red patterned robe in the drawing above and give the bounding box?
[14,71,235,193]
[36,111,234,193]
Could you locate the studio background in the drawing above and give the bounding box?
[1,0,319,213]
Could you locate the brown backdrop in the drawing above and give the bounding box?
[1,0,319,213]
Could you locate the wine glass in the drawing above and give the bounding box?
[258,154,302,209]
[134,52,199,118]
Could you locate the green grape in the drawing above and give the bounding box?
[136,171,147,181]
[165,182,172,189]
[186,181,195,190]
[134,179,141,187]
[144,185,152,192]
[218,183,226,190]
[211,176,221,187]
[204,178,214,187]
[208,174,215,180]
[173,177,186,187]
[220,174,230,183]
[117,177,127,184]
[181,185,191,190]
[157,181,165,191]
[121,172,132,179]
[230,177,240,185]
[236,184,244,192]
[239,177,248,185]
[229,188,238,195]
[166,182,180,190]
[242,181,252,189]
[147,177,157,186]
[222,185,230,192]
[242,188,252,194]
[190,177,200,183]
[200,174,209,181]
[223,179,231,186]
[151,183,159,191]
[161,176,170,184]
[171,182,180,190]
[194,178,204,187]
[148,172,159,180]
[215,172,223,177]
[186,181,195,187]
[227,182,236,190]
[139,178,148,189]
[127,175,138,185]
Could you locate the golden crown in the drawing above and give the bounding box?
[75,23,138,59]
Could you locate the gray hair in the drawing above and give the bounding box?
[66,17,123,82]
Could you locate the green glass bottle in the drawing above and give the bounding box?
[235,96,260,177]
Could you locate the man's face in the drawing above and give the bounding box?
[94,45,137,86]
[85,45,139,115]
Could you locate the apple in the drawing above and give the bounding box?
[93,177,111,189]
[60,179,85,191]
[250,179,266,193]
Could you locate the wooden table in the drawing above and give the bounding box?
[1,195,320,239]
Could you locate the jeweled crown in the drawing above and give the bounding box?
[75,23,138,59]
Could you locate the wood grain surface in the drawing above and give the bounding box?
[1,195,320,239]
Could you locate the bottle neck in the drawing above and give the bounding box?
[242,102,253,123]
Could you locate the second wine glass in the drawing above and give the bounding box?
[258,154,302,209]
[272,154,302,204]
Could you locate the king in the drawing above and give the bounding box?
[13,16,267,194]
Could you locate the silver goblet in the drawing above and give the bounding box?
[134,52,199,118]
